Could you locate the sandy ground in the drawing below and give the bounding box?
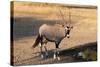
[11,2,97,66]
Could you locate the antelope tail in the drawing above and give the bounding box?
[32,35,41,48]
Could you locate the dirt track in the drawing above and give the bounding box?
[11,2,97,66]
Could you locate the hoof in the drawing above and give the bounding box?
[57,52,59,54]
[41,54,44,59]
[53,54,56,60]
[45,52,48,56]
[57,57,60,60]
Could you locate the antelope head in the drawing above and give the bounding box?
[59,8,73,38]
[64,25,73,38]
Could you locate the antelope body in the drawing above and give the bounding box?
[32,24,73,60]
[39,24,67,42]
[32,8,73,60]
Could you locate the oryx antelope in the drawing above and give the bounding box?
[32,8,73,60]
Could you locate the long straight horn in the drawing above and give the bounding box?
[59,8,67,25]
[68,7,71,26]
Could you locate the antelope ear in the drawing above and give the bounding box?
[62,24,64,27]
[71,26,73,29]
[67,26,69,28]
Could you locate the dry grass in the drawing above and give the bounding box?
[11,1,97,66]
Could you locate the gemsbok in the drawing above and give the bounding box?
[32,8,73,60]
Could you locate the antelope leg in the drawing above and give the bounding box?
[56,48,60,60]
[39,43,44,58]
[53,48,60,60]
[54,41,61,60]
[53,49,57,59]
[44,44,48,56]
[53,52,56,59]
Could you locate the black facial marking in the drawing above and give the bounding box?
[67,29,70,34]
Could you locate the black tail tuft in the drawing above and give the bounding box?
[32,35,41,48]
